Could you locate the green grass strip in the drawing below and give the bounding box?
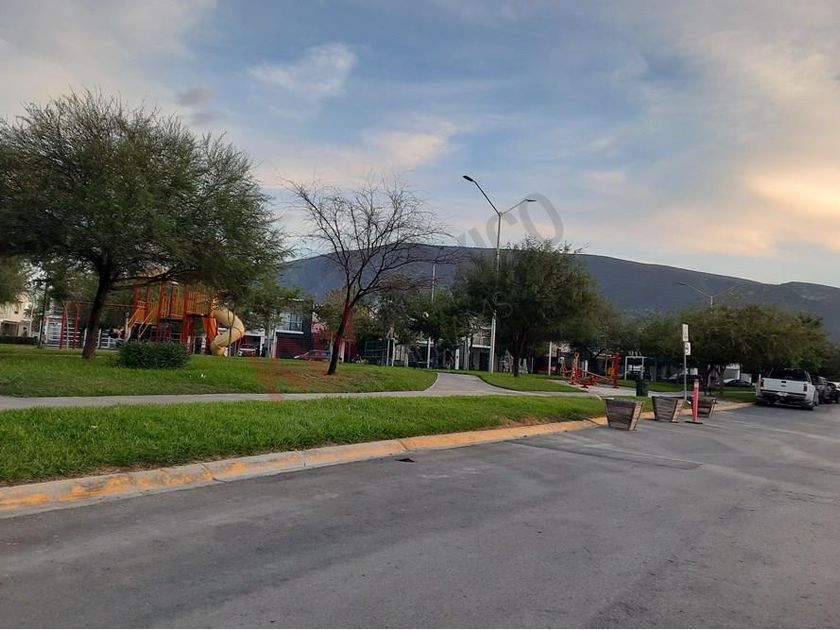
[0,395,607,484]
[0,344,435,396]
[479,373,581,392]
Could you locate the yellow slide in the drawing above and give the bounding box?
[209,306,245,356]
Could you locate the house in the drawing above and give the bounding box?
[0,295,33,338]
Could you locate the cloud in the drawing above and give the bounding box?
[543,0,840,270]
[255,118,458,189]
[175,86,214,106]
[0,0,216,118]
[249,43,356,101]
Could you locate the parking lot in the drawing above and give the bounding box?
[2,402,840,627]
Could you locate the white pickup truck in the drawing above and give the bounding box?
[756,368,820,410]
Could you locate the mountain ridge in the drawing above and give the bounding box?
[278,246,840,340]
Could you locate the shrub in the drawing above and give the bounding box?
[0,336,37,345]
[117,341,191,369]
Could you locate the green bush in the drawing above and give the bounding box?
[117,341,191,369]
[0,336,37,345]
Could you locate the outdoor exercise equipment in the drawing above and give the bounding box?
[557,352,621,388]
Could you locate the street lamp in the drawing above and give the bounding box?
[676,281,737,308]
[463,174,536,373]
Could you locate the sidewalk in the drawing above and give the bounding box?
[0,372,608,411]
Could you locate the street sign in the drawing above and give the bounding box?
[684,341,691,356]
[682,323,689,342]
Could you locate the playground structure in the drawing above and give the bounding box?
[128,282,244,355]
[52,300,131,350]
[558,351,621,388]
[53,281,245,356]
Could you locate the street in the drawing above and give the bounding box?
[2,403,840,628]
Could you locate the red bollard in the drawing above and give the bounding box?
[685,377,703,424]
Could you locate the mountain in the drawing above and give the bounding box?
[278,246,840,340]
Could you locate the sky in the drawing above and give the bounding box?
[2,0,840,286]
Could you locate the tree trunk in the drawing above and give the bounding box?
[82,271,111,360]
[717,365,726,397]
[327,300,351,375]
[511,336,526,377]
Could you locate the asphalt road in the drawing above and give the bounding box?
[2,403,840,627]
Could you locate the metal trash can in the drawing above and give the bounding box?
[635,375,649,397]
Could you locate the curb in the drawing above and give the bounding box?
[0,416,608,519]
[0,401,753,519]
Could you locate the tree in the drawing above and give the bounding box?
[682,304,831,394]
[458,238,597,376]
[632,312,683,370]
[568,297,635,360]
[292,180,448,375]
[0,257,27,304]
[0,91,285,359]
[406,288,474,357]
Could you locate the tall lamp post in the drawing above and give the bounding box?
[463,174,535,373]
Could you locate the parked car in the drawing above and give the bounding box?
[724,378,753,388]
[294,349,331,361]
[756,368,819,410]
[238,345,258,357]
[826,381,840,404]
[811,376,831,404]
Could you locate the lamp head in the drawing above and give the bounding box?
[462,174,475,183]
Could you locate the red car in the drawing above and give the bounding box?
[294,349,331,361]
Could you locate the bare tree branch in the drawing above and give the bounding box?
[290,178,453,374]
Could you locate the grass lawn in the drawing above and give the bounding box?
[0,395,606,484]
[719,388,757,403]
[0,344,436,397]
[478,372,581,392]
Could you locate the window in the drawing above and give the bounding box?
[278,312,304,332]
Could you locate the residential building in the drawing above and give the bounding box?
[0,295,33,337]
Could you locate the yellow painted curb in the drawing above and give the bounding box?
[0,416,607,518]
[0,401,755,518]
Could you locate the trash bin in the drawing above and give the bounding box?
[635,375,649,397]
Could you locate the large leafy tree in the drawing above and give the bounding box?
[634,312,683,364]
[407,288,474,355]
[567,297,635,360]
[683,304,831,394]
[458,239,598,376]
[0,257,27,304]
[0,91,285,358]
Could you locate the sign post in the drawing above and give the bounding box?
[682,324,690,402]
[685,377,703,424]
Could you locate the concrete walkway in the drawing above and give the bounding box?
[0,372,613,411]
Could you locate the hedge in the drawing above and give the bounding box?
[116,341,191,369]
[0,336,37,345]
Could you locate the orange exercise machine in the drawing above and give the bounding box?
[559,352,621,388]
